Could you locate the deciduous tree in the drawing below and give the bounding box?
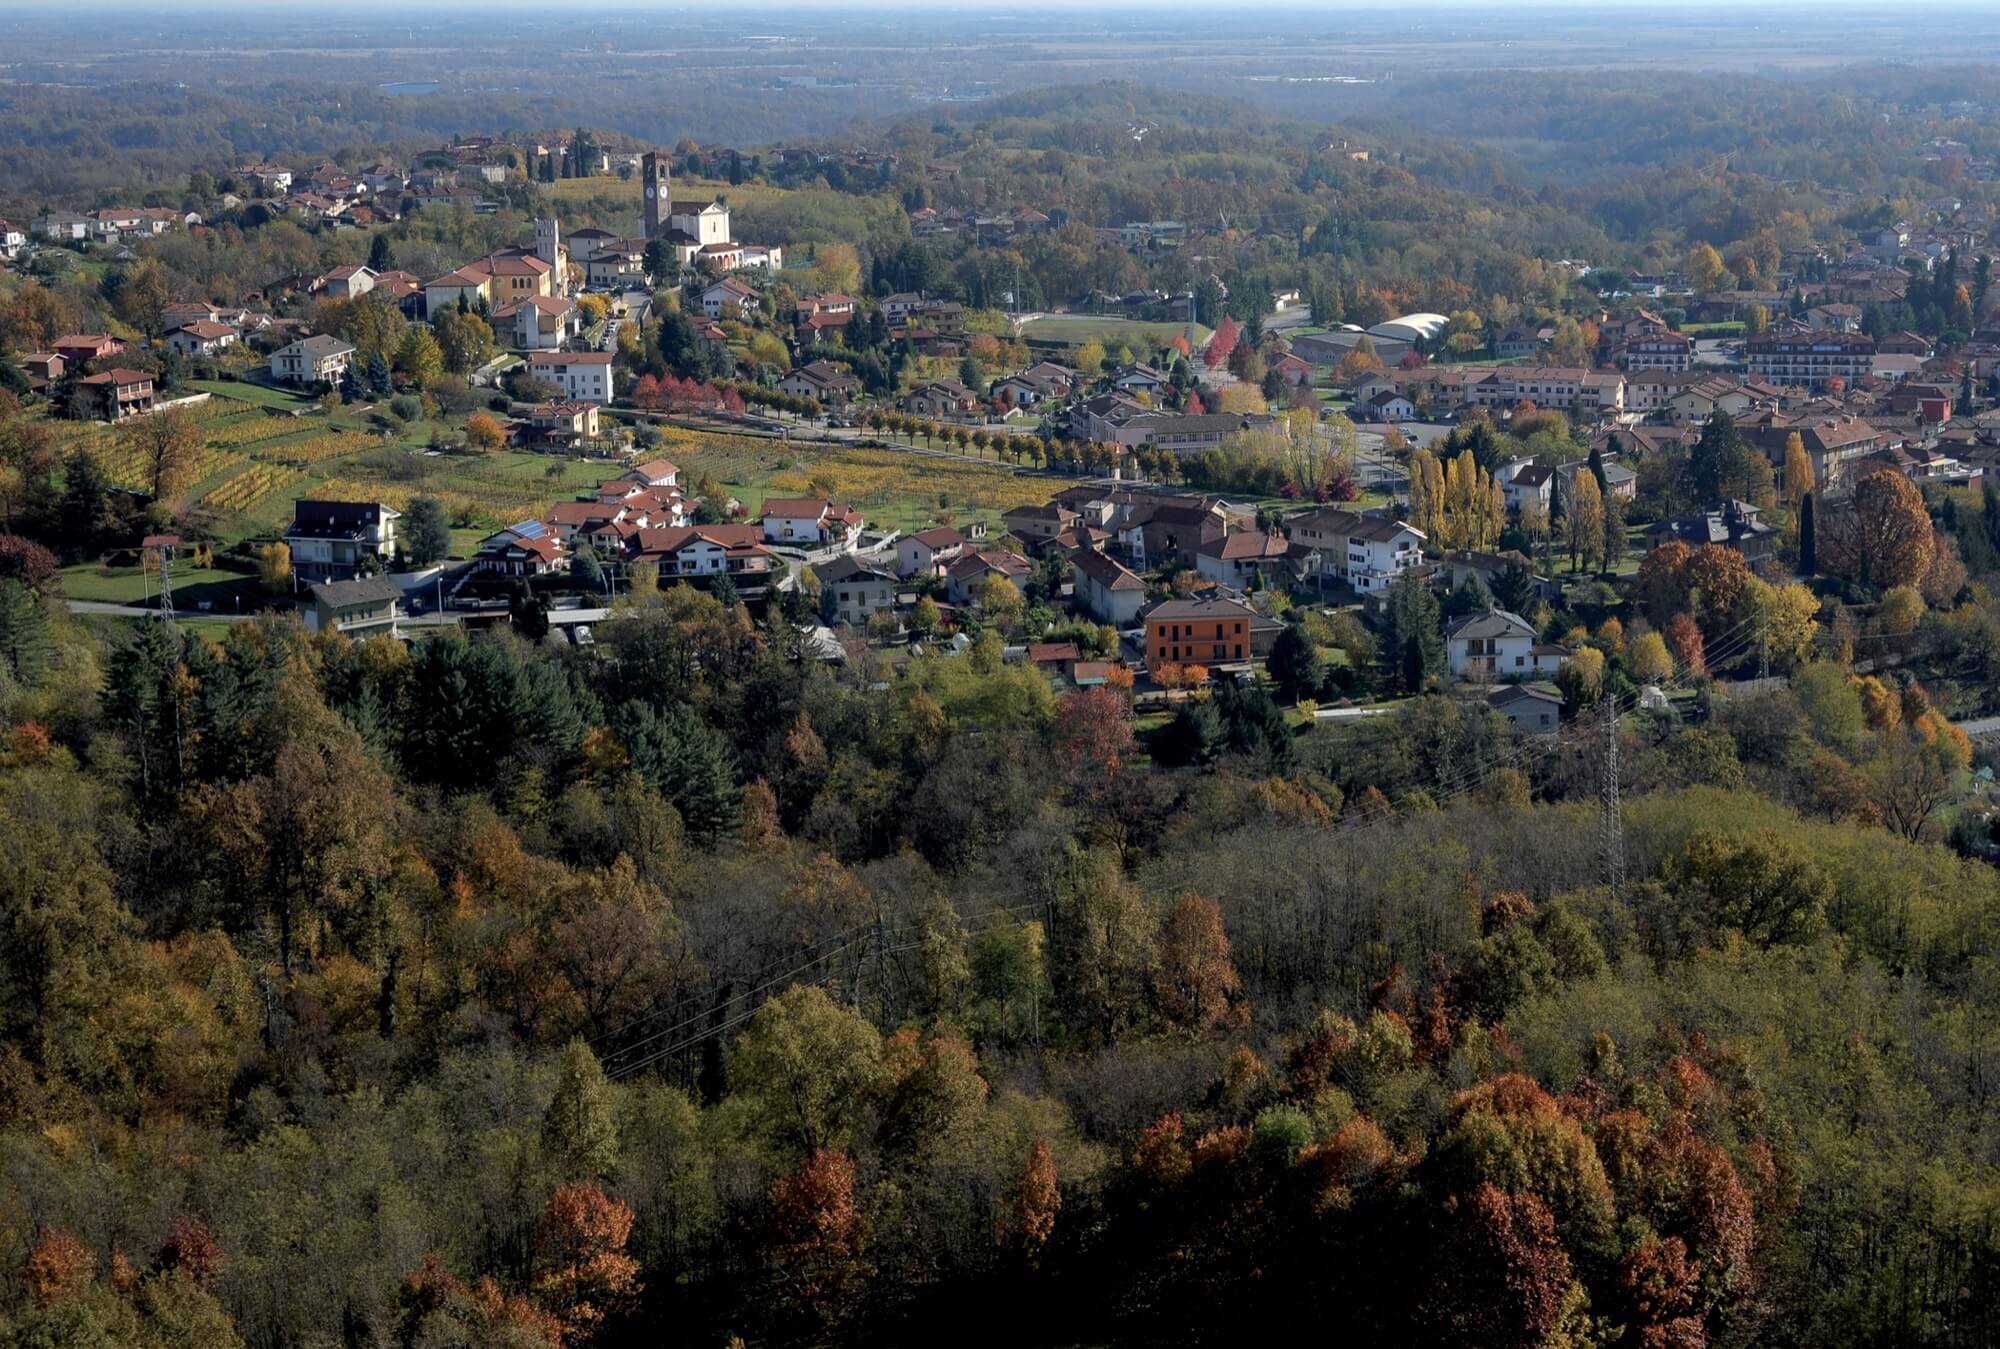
[1153,891,1248,1033]
[533,1180,640,1341]
[121,406,201,503]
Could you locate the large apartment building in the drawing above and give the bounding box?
[1622,330,1693,372]
[1745,331,1876,391]
[1462,366,1625,415]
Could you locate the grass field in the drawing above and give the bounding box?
[190,379,317,412]
[62,561,271,613]
[667,435,1082,536]
[56,383,1079,566]
[1018,315,1210,350]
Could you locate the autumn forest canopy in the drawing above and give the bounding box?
[8,10,2000,1349]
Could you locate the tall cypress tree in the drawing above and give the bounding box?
[1799,491,1817,575]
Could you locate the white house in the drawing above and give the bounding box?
[316,265,377,299]
[269,335,357,387]
[626,458,680,489]
[528,351,614,405]
[700,277,758,320]
[284,499,399,581]
[1361,388,1417,423]
[634,524,773,578]
[1071,548,1148,626]
[1446,608,1566,680]
[896,526,967,578]
[496,294,579,351]
[166,320,239,357]
[1500,462,1555,515]
[762,498,864,548]
[1286,507,1425,593]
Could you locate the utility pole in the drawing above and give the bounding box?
[1599,698,1624,900]
[146,534,180,625]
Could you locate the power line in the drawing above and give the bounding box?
[597,623,1764,1083]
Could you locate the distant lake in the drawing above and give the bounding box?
[379,81,440,97]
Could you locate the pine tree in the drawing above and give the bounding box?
[59,447,110,553]
[617,701,740,843]
[1401,633,1426,694]
[0,581,53,685]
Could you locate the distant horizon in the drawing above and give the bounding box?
[14,0,2000,10]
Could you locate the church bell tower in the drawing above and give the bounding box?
[642,151,671,240]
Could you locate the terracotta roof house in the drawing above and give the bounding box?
[75,369,155,422]
[54,334,124,365]
[897,526,967,578]
[762,498,864,547]
[945,547,1032,605]
[1195,529,1292,588]
[166,319,239,356]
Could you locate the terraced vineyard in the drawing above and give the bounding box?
[202,413,319,449]
[201,463,307,513]
[253,430,376,466]
[96,439,245,494]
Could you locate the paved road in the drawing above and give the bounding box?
[1957,715,2000,738]
[67,600,255,622]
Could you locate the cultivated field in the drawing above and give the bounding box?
[1018,314,1210,350]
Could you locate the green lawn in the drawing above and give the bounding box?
[1019,315,1210,350]
[62,561,278,613]
[191,379,317,412]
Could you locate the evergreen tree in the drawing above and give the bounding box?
[1268,622,1326,703]
[1382,570,1444,691]
[1154,696,1222,767]
[0,581,53,685]
[1691,411,1745,505]
[1799,491,1816,575]
[617,700,740,842]
[1443,568,1494,619]
[58,447,110,555]
[368,232,395,271]
[402,494,451,566]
